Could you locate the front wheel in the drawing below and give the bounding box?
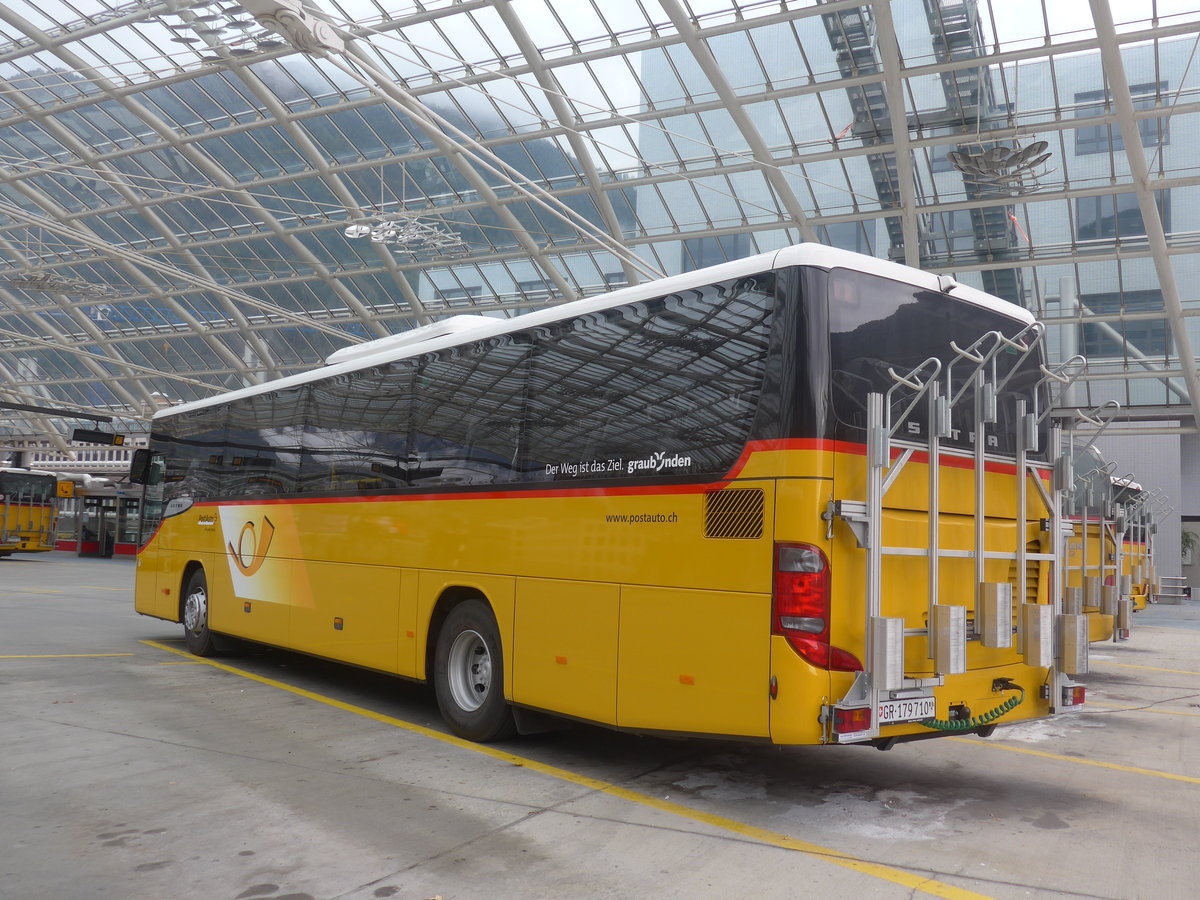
[182,568,216,657]
[433,599,516,742]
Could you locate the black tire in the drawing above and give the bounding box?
[182,568,216,657]
[433,599,516,742]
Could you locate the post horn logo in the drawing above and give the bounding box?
[228,516,275,576]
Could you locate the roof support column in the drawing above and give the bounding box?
[870,0,923,268]
[1089,0,1200,427]
[656,0,818,243]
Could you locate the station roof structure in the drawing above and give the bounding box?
[1,0,1199,446]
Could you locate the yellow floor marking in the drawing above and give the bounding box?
[140,640,992,900]
[87,587,130,593]
[0,653,134,659]
[14,590,64,595]
[1093,661,1200,677]
[951,736,1200,784]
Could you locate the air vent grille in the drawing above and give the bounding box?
[704,488,764,539]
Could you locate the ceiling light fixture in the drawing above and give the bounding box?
[343,215,469,256]
[6,272,132,301]
[153,0,284,61]
[947,140,1051,189]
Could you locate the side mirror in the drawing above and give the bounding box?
[129,448,155,485]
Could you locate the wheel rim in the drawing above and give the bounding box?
[183,583,207,637]
[446,628,492,713]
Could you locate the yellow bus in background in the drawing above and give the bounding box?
[1114,478,1153,612]
[1063,522,1118,642]
[131,244,1087,746]
[0,468,59,557]
[1062,451,1149,642]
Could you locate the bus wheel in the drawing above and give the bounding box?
[182,568,216,657]
[433,599,516,742]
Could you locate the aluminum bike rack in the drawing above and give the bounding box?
[827,322,1088,742]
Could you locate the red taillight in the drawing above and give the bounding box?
[774,544,829,634]
[773,542,862,672]
[834,706,871,734]
[1062,683,1086,707]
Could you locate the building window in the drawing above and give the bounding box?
[1080,289,1170,358]
[436,285,482,306]
[682,234,752,272]
[1075,191,1170,241]
[1074,82,1169,155]
[516,279,552,297]
[821,222,876,256]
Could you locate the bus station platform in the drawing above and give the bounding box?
[3,551,1200,900]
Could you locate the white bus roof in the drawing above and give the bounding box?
[158,244,1035,420]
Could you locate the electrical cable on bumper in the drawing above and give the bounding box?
[918,683,1025,733]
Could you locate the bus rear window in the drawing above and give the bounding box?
[826,268,1046,457]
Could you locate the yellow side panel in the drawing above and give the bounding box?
[1089,613,1115,642]
[397,570,420,677]
[617,586,769,737]
[290,562,404,672]
[221,592,291,645]
[134,552,175,620]
[209,504,309,645]
[207,545,292,645]
[513,578,619,725]
[769,635,832,745]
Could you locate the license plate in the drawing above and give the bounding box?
[877,696,937,725]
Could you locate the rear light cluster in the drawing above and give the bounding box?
[1062,683,1086,707]
[773,542,862,672]
[833,706,871,734]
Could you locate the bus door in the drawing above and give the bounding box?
[115,496,140,556]
[81,495,117,558]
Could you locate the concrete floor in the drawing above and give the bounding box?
[3,552,1199,900]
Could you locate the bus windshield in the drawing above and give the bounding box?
[0,471,56,501]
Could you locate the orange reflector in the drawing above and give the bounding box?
[555,656,567,665]
[406,630,415,638]
[834,706,871,733]
[679,674,695,685]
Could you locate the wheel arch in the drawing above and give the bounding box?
[178,559,206,621]
[425,585,489,685]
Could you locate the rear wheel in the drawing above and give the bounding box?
[182,568,216,657]
[433,599,516,742]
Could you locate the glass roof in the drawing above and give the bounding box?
[1,0,1199,444]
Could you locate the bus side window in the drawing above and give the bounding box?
[409,335,533,486]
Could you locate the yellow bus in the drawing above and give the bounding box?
[1063,521,1119,641]
[131,244,1087,746]
[0,468,59,558]
[1061,452,1151,641]
[1061,446,1122,642]
[1114,478,1153,613]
